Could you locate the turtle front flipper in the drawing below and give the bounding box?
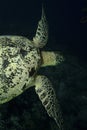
[34,75,64,130]
[33,7,48,48]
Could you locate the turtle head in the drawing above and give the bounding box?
[41,51,65,67]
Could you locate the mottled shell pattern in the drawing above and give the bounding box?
[0,36,41,104]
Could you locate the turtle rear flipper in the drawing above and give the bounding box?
[35,75,64,130]
[33,7,48,48]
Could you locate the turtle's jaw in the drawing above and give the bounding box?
[41,51,64,67]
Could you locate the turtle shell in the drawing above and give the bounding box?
[0,36,41,104]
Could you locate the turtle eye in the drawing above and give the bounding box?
[20,48,27,57]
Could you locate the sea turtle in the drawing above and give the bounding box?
[0,7,64,130]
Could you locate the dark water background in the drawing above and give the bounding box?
[0,0,87,60]
[0,0,87,130]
